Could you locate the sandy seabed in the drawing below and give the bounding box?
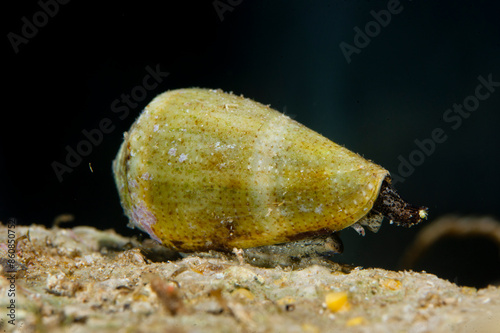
[0,223,499,333]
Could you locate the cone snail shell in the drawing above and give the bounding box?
[113,88,427,252]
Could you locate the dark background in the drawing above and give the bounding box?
[3,0,500,287]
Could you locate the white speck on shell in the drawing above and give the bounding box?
[179,153,188,162]
[299,205,310,213]
[168,148,177,156]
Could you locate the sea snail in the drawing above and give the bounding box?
[113,88,428,253]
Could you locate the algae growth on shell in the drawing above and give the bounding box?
[113,88,427,252]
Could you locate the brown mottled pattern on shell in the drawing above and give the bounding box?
[113,88,389,251]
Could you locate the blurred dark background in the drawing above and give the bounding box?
[3,0,500,287]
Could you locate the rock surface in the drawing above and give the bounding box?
[0,223,499,333]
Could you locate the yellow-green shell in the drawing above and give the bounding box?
[113,88,389,251]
